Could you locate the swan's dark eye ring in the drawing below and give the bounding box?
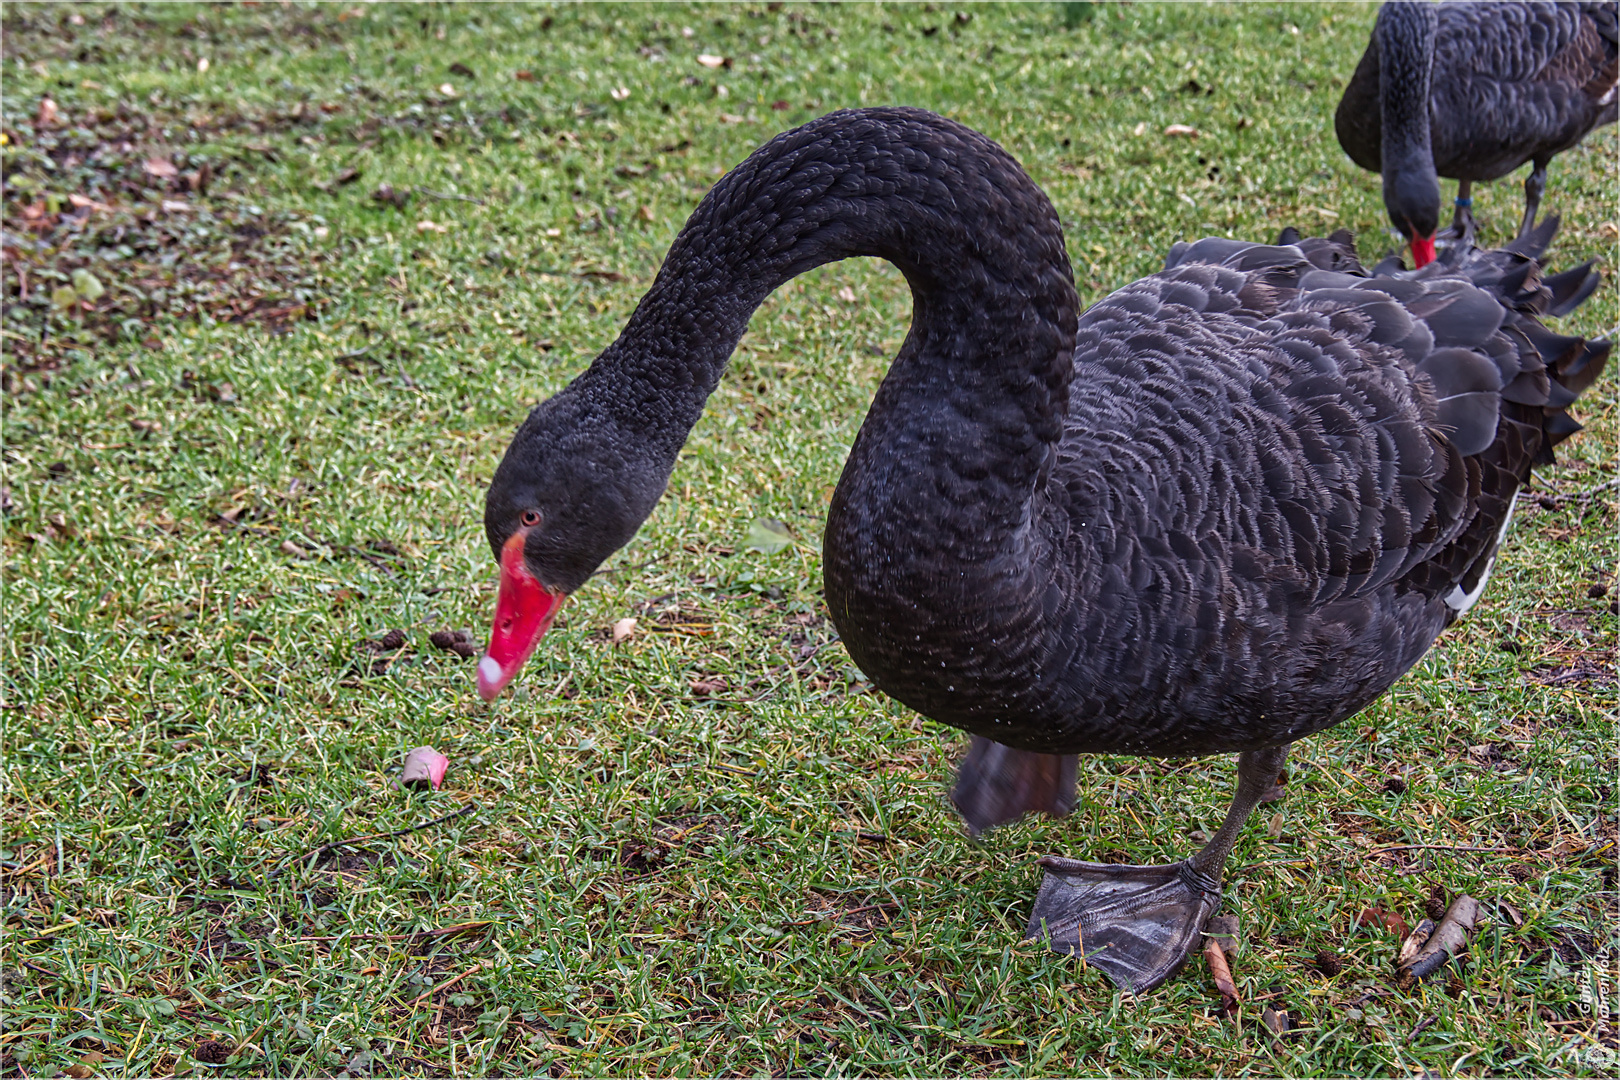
[521,510,541,527]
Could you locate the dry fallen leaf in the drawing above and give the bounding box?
[719,113,747,124]
[689,677,727,698]
[416,219,449,233]
[837,286,857,303]
[399,746,450,791]
[637,204,655,222]
[68,193,112,213]
[1132,121,1148,137]
[327,166,362,189]
[610,86,631,101]
[144,157,179,179]
[611,617,638,644]
[515,70,535,82]
[1204,936,1239,1014]
[438,82,458,98]
[36,97,60,128]
[372,183,411,209]
[1164,124,1200,138]
[1261,1006,1290,1044]
[1357,905,1410,938]
[697,54,729,68]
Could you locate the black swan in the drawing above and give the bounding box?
[1336,0,1618,267]
[477,108,1609,992]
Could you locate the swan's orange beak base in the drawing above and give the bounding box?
[1410,234,1436,268]
[478,530,565,701]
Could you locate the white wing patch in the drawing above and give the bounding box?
[1444,491,1518,616]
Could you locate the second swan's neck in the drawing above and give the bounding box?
[580,107,1079,557]
[1375,2,1438,181]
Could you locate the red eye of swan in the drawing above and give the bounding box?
[521,510,541,527]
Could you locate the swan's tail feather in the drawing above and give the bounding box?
[950,736,1077,837]
[1544,261,1603,318]
[1399,220,1608,465]
[1500,213,1561,260]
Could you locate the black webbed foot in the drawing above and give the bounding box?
[1027,857,1220,993]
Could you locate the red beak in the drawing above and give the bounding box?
[477,530,565,701]
[1410,234,1436,268]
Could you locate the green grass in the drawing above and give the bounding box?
[2,2,1615,1076]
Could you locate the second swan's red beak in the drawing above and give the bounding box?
[478,530,565,701]
[1410,234,1436,269]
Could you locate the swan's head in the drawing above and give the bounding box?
[1383,167,1440,268]
[477,378,668,700]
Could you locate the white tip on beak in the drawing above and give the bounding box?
[477,655,505,701]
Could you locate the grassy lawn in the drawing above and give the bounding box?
[2,2,1615,1075]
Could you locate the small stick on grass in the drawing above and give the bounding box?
[266,802,477,883]
[1370,844,1516,855]
[229,1020,271,1059]
[409,962,483,1007]
[414,186,485,205]
[296,920,493,943]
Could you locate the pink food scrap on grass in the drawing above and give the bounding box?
[399,746,450,790]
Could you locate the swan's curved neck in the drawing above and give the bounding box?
[587,108,1079,555]
[1375,2,1436,172]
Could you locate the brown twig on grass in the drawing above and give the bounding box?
[414,186,485,205]
[295,920,493,943]
[408,961,484,1007]
[228,1020,271,1059]
[265,802,477,883]
[1531,476,1619,505]
[1370,844,1516,855]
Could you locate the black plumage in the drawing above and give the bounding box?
[483,108,1609,992]
[1337,1,1618,261]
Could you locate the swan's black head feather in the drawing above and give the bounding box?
[484,374,669,594]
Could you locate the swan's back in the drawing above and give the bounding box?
[980,229,1607,756]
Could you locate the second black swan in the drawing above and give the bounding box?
[1337,0,1618,266]
[476,108,1609,992]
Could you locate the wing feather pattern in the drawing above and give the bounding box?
[1032,225,1608,755]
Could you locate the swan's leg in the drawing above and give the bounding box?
[950,736,1077,836]
[1518,158,1549,239]
[1025,743,1291,993]
[1443,179,1475,243]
